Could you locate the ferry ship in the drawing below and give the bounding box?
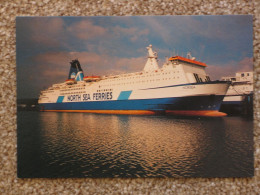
[220,72,253,114]
[38,45,230,117]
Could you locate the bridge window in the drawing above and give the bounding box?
[193,73,200,83]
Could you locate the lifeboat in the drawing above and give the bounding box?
[65,79,75,85]
[83,76,101,82]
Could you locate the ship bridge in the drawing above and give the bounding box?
[167,53,210,83]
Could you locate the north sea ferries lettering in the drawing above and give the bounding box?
[67,92,113,102]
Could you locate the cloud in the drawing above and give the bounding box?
[41,69,68,78]
[112,26,149,42]
[142,15,252,50]
[130,29,149,42]
[175,16,250,41]
[206,57,253,80]
[67,20,107,40]
[33,50,147,79]
[143,17,174,44]
[83,26,149,57]
[29,17,65,47]
[112,56,146,72]
[237,57,253,72]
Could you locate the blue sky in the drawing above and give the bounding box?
[16,15,253,99]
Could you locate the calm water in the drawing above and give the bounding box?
[17,111,254,178]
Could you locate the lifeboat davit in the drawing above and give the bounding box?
[83,76,101,82]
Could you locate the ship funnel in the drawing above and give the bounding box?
[68,59,84,81]
[143,44,159,72]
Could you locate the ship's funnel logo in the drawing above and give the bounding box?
[70,72,76,78]
[68,59,84,81]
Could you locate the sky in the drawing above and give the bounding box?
[16,15,253,99]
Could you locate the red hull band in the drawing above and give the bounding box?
[40,109,227,117]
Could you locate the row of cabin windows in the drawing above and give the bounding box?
[222,78,236,81]
[60,87,85,92]
[100,77,180,87]
[60,91,85,95]
[103,72,180,82]
[102,77,180,84]
[60,89,113,95]
[97,89,112,92]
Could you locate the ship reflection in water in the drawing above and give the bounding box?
[17,111,253,178]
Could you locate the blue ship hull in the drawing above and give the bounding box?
[39,95,225,112]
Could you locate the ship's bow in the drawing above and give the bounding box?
[166,81,230,117]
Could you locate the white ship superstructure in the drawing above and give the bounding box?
[38,45,230,116]
[221,72,253,105]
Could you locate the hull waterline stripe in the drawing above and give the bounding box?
[40,109,227,117]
